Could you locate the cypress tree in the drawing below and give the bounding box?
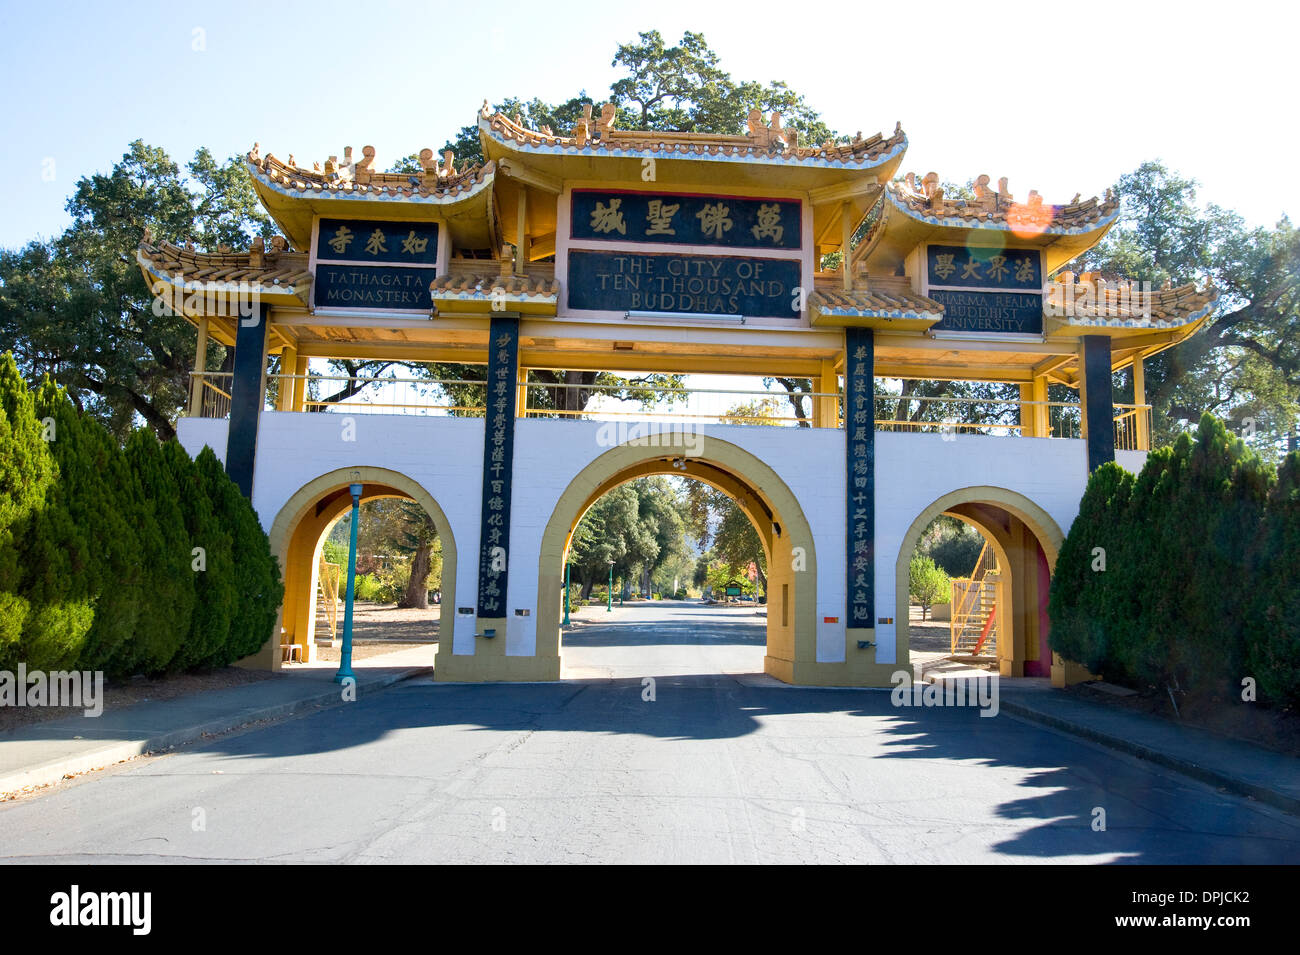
[173,447,236,669]
[0,353,57,667]
[1246,451,1300,708]
[123,430,195,674]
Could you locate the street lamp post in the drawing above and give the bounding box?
[562,563,571,626]
[336,475,363,684]
[607,560,614,612]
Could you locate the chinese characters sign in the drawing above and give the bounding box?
[316,218,439,265]
[567,250,800,319]
[571,191,801,250]
[477,316,518,618]
[313,218,440,312]
[926,244,1044,334]
[844,328,874,629]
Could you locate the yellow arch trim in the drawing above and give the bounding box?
[534,435,818,682]
[258,465,458,671]
[892,484,1065,671]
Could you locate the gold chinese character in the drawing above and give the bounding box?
[933,253,956,280]
[401,230,429,255]
[327,225,354,254]
[590,199,627,235]
[696,202,733,240]
[987,255,1009,282]
[645,199,679,236]
[364,228,388,255]
[751,203,783,243]
[1015,257,1036,282]
[961,257,983,280]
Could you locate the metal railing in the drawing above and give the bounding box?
[268,373,487,417]
[874,393,1083,439]
[185,370,1153,449]
[522,379,838,428]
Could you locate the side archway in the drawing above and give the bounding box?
[534,435,819,683]
[894,485,1065,678]
[256,466,458,671]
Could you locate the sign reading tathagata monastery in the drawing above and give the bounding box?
[312,218,440,310]
[927,244,1044,335]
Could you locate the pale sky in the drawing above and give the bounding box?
[1,0,1295,251]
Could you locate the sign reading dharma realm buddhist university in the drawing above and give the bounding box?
[926,244,1044,335]
[567,250,800,319]
[571,191,801,250]
[313,218,439,311]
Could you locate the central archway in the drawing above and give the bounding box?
[535,435,818,682]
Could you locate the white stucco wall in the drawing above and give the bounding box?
[179,414,1098,669]
[873,433,1090,664]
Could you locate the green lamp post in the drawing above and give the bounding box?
[336,473,363,684]
[607,559,614,612]
[562,563,571,626]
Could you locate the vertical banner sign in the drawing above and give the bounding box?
[845,328,875,629]
[477,316,519,617]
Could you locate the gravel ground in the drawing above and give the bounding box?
[312,601,440,663]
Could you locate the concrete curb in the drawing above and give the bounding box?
[998,696,1300,816]
[0,667,431,797]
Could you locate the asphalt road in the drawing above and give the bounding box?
[2,603,1297,864]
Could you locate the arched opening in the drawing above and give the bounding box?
[535,436,817,683]
[895,486,1064,679]
[261,467,458,672]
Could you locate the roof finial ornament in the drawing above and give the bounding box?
[270,235,288,253]
[596,102,617,137]
[894,121,902,137]
[921,172,943,209]
[249,142,260,163]
[441,149,456,178]
[747,108,764,137]
[142,225,154,244]
[573,103,592,146]
[354,146,376,185]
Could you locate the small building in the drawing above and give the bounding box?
[139,102,1216,685]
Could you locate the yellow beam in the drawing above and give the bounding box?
[1133,357,1149,450]
[189,316,209,416]
[276,345,297,411]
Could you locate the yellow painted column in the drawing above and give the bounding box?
[276,345,297,411]
[1133,357,1149,450]
[1031,376,1049,439]
[840,201,853,291]
[516,366,528,418]
[816,358,838,428]
[291,355,309,412]
[189,316,209,416]
[1018,383,1034,437]
[515,187,529,274]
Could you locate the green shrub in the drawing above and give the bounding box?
[123,430,195,674]
[1246,452,1300,708]
[0,353,57,665]
[170,446,235,670]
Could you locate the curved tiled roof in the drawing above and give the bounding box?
[246,144,495,205]
[1048,275,1218,329]
[478,102,908,171]
[429,270,559,305]
[809,279,944,321]
[887,173,1120,236]
[137,233,312,300]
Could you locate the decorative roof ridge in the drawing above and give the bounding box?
[887,172,1120,234]
[478,100,907,167]
[246,143,494,200]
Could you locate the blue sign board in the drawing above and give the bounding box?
[477,316,519,618]
[571,190,801,250]
[845,327,874,629]
[929,290,1044,334]
[926,244,1043,334]
[926,244,1041,290]
[316,218,439,266]
[567,250,800,319]
[312,264,433,311]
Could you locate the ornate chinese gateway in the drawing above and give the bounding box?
[141,102,1216,686]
